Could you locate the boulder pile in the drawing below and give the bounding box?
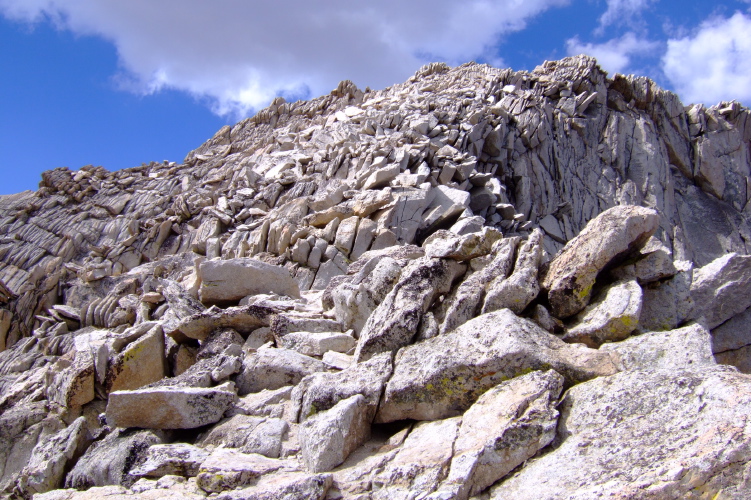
[1,55,751,499]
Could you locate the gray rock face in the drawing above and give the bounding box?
[541,205,659,319]
[197,415,289,458]
[106,385,237,429]
[128,443,210,478]
[300,394,371,472]
[377,310,619,422]
[689,252,751,328]
[199,258,300,304]
[236,347,328,395]
[354,257,465,362]
[562,278,642,348]
[491,367,751,499]
[66,429,164,489]
[443,370,563,500]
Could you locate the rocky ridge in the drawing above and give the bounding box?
[1,55,751,498]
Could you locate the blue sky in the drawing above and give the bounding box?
[1,0,751,195]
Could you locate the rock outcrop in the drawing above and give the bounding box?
[1,54,751,498]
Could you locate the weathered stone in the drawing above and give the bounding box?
[292,352,392,423]
[424,227,503,261]
[16,417,93,496]
[377,309,619,422]
[106,384,236,429]
[170,304,274,341]
[438,237,518,334]
[602,323,715,371]
[129,444,210,478]
[106,323,166,393]
[66,429,164,489]
[541,205,659,318]
[280,330,355,357]
[229,386,292,419]
[371,417,461,499]
[300,394,371,472]
[195,449,298,493]
[334,216,359,256]
[689,252,751,328]
[481,229,542,315]
[47,348,95,408]
[215,472,333,500]
[441,370,564,500]
[331,256,402,335]
[491,367,751,499]
[354,257,465,362]
[562,278,642,348]
[235,347,328,395]
[638,259,694,331]
[197,415,288,458]
[198,258,300,304]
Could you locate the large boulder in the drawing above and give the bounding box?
[491,367,751,499]
[198,258,300,304]
[440,370,564,500]
[106,384,236,429]
[689,252,751,328]
[541,205,659,318]
[353,257,465,362]
[562,278,642,348]
[299,394,371,472]
[235,348,328,395]
[376,309,619,422]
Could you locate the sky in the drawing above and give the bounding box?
[1,0,751,195]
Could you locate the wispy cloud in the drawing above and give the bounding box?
[662,12,751,105]
[0,0,569,119]
[566,32,660,74]
[597,0,655,32]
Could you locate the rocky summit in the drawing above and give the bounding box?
[1,55,751,499]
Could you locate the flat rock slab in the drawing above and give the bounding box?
[106,386,236,429]
[280,330,356,357]
[170,304,275,341]
[541,205,659,318]
[491,366,751,499]
[195,449,299,493]
[377,309,619,423]
[236,347,328,395]
[215,472,333,500]
[562,278,642,348]
[441,370,563,500]
[300,394,371,472]
[129,443,210,478]
[199,258,300,304]
[690,252,751,329]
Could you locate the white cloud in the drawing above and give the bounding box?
[663,12,751,105]
[566,32,659,74]
[0,0,569,118]
[598,0,654,31]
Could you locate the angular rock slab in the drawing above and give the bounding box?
[442,370,563,500]
[236,347,328,395]
[601,323,716,371]
[195,449,299,493]
[354,257,465,362]
[541,205,659,318]
[292,352,393,423]
[300,394,371,473]
[106,385,236,429]
[128,443,210,478]
[16,417,92,496]
[199,257,300,304]
[690,252,751,329]
[371,417,461,499]
[197,415,288,458]
[491,367,751,499]
[376,309,619,423]
[215,472,333,500]
[170,304,274,341]
[562,278,642,348]
[66,429,164,489]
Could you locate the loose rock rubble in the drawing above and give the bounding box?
[1,55,751,499]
